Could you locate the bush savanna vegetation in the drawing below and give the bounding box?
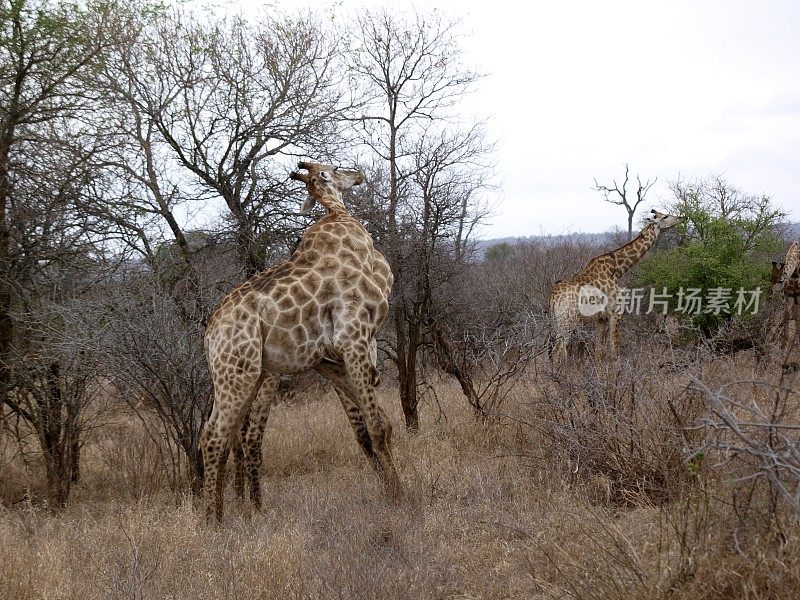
[2,0,800,598]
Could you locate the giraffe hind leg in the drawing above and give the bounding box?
[238,372,277,510]
[316,362,381,470]
[200,406,236,523]
[551,308,574,361]
[201,366,266,522]
[232,411,248,501]
[342,347,400,496]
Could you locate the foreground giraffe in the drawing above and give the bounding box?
[549,210,682,360]
[201,161,397,522]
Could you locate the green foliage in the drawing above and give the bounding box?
[635,176,785,334]
[484,241,513,263]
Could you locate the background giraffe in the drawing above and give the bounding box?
[771,256,800,343]
[776,241,800,286]
[549,210,682,360]
[201,161,397,522]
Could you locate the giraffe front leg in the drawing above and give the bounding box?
[551,334,569,362]
[607,312,620,358]
[595,318,608,360]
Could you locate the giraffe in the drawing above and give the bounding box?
[201,161,398,522]
[775,240,800,286]
[549,210,682,360]
[771,250,800,342]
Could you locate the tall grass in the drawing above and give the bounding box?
[2,340,800,599]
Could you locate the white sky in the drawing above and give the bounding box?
[227,0,800,238]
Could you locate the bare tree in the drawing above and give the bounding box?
[95,7,345,279]
[347,9,489,429]
[7,281,114,506]
[0,0,121,506]
[0,0,109,406]
[594,163,656,240]
[100,275,212,495]
[429,314,545,420]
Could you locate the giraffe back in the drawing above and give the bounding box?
[206,211,392,374]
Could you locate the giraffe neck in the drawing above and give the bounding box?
[782,241,800,283]
[314,193,349,218]
[612,223,658,275]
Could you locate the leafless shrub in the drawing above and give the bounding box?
[95,420,177,501]
[531,351,706,506]
[690,375,800,520]
[476,236,604,323]
[100,276,211,496]
[430,311,548,420]
[3,288,115,507]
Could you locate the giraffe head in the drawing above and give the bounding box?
[290,161,365,213]
[645,209,682,232]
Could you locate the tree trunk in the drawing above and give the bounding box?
[627,211,634,241]
[395,300,420,430]
[70,435,81,483]
[38,362,75,508]
[188,445,205,497]
[0,127,14,405]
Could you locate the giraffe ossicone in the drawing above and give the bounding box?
[201,161,397,522]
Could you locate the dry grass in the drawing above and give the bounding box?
[3,352,800,599]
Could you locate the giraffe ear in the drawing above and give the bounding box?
[300,195,317,214]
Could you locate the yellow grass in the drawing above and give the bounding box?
[2,368,800,599]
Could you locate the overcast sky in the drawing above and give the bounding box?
[230,0,800,238]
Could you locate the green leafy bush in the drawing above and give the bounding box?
[635,176,785,334]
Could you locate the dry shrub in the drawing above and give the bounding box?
[90,420,179,502]
[515,324,800,599]
[529,342,707,507]
[0,457,40,508]
[524,491,800,600]
[3,346,800,599]
[0,416,56,507]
